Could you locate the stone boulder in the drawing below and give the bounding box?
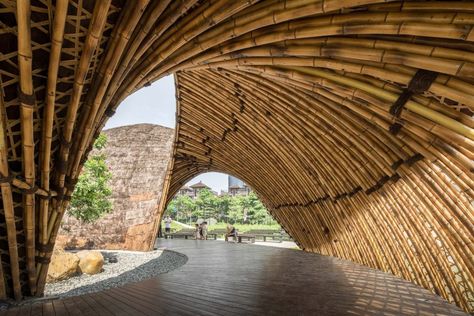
[77,250,104,275]
[47,249,79,283]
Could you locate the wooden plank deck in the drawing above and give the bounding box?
[2,239,467,315]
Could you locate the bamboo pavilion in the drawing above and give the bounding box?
[0,0,472,313]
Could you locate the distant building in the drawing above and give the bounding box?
[190,181,211,197]
[177,186,194,198]
[175,180,215,199]
[228,175,251,196]
[175,177,251,199]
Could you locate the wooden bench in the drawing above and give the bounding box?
[165,233,195,239]
[208,229,227,239]
[208,233,218,240]
[262,234,282,242]
[166,230,219,240]
[246,230,282,242]
[248,229,279,234]
[202,232,218,240]
[165,229,195,239]
[237,234,256,243]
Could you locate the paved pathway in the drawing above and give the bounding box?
[2,239,467,315]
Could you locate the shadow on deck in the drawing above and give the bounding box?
[2,239,467,315]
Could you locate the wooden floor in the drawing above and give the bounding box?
[2,239,468,316]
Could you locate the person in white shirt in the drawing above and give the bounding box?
[164,215,172,234]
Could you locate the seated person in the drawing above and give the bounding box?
[194,223,201,240]
[201,221,208,240]
[225,223,237,242]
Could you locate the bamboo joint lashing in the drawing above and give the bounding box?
[389,69,439,135]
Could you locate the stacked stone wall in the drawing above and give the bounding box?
[57,124,175,251]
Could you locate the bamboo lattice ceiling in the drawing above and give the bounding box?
[0,0,473,312]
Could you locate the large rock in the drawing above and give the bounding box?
[47,249,79,283]
[77,250,104,275]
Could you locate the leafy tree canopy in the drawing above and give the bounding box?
[68,134,113,223]
[165,187,275,225]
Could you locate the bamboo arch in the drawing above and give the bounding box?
[0,0,472,312]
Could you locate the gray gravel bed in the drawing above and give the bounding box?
[44,249,187,299]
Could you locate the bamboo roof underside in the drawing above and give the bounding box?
[0,0,473,312]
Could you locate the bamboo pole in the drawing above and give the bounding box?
[235,68,472,172]
[69,0,150,182]
[36,0,112,295]
[16,0,37,295]
[148,73,181,251]
[277,66,474,140]
[0,85,20,301]
[56,0,111,189]
[97,0,172,120]
[36,0,69,288]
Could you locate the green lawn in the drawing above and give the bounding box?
[207,222,281,232]
[162,221,282,233]
[161,220,187,232]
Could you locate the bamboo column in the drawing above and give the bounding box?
[36,0,112,294]
[69,0,150,182]
[0,86,20,301]
[16,0,37,295]
[36,0,69,285]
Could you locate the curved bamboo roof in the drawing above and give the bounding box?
[0,0,472,312]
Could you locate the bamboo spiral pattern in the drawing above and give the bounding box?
[0,0,472,312]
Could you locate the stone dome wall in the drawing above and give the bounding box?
[57,124,175,251]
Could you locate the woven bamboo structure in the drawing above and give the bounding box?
[0,0,472,312]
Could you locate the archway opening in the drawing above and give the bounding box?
[46,76,185,298]
[162,172,283,233]
[104,75,176,129]
[57,75,178,251]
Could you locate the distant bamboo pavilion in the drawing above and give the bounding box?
[176,176,251,198]
[177,181,216,198]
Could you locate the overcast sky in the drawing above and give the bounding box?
[104,75,229,192]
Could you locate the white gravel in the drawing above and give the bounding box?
[44,248,187,299]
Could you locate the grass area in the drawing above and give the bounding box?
[162,221,282,233]
[161,221,187,232]
[207,223,281,232]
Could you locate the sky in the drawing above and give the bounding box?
[104,75,176,129]
[104,75,229,192]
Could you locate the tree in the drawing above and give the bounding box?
[228,195,244,224]
[194,188,218,221]
[216,194,231,222]
[68,134,113,223]
[227,192,270,224]
[164,185,276,225]
[167,194,195,223]
[245,192,267,224]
